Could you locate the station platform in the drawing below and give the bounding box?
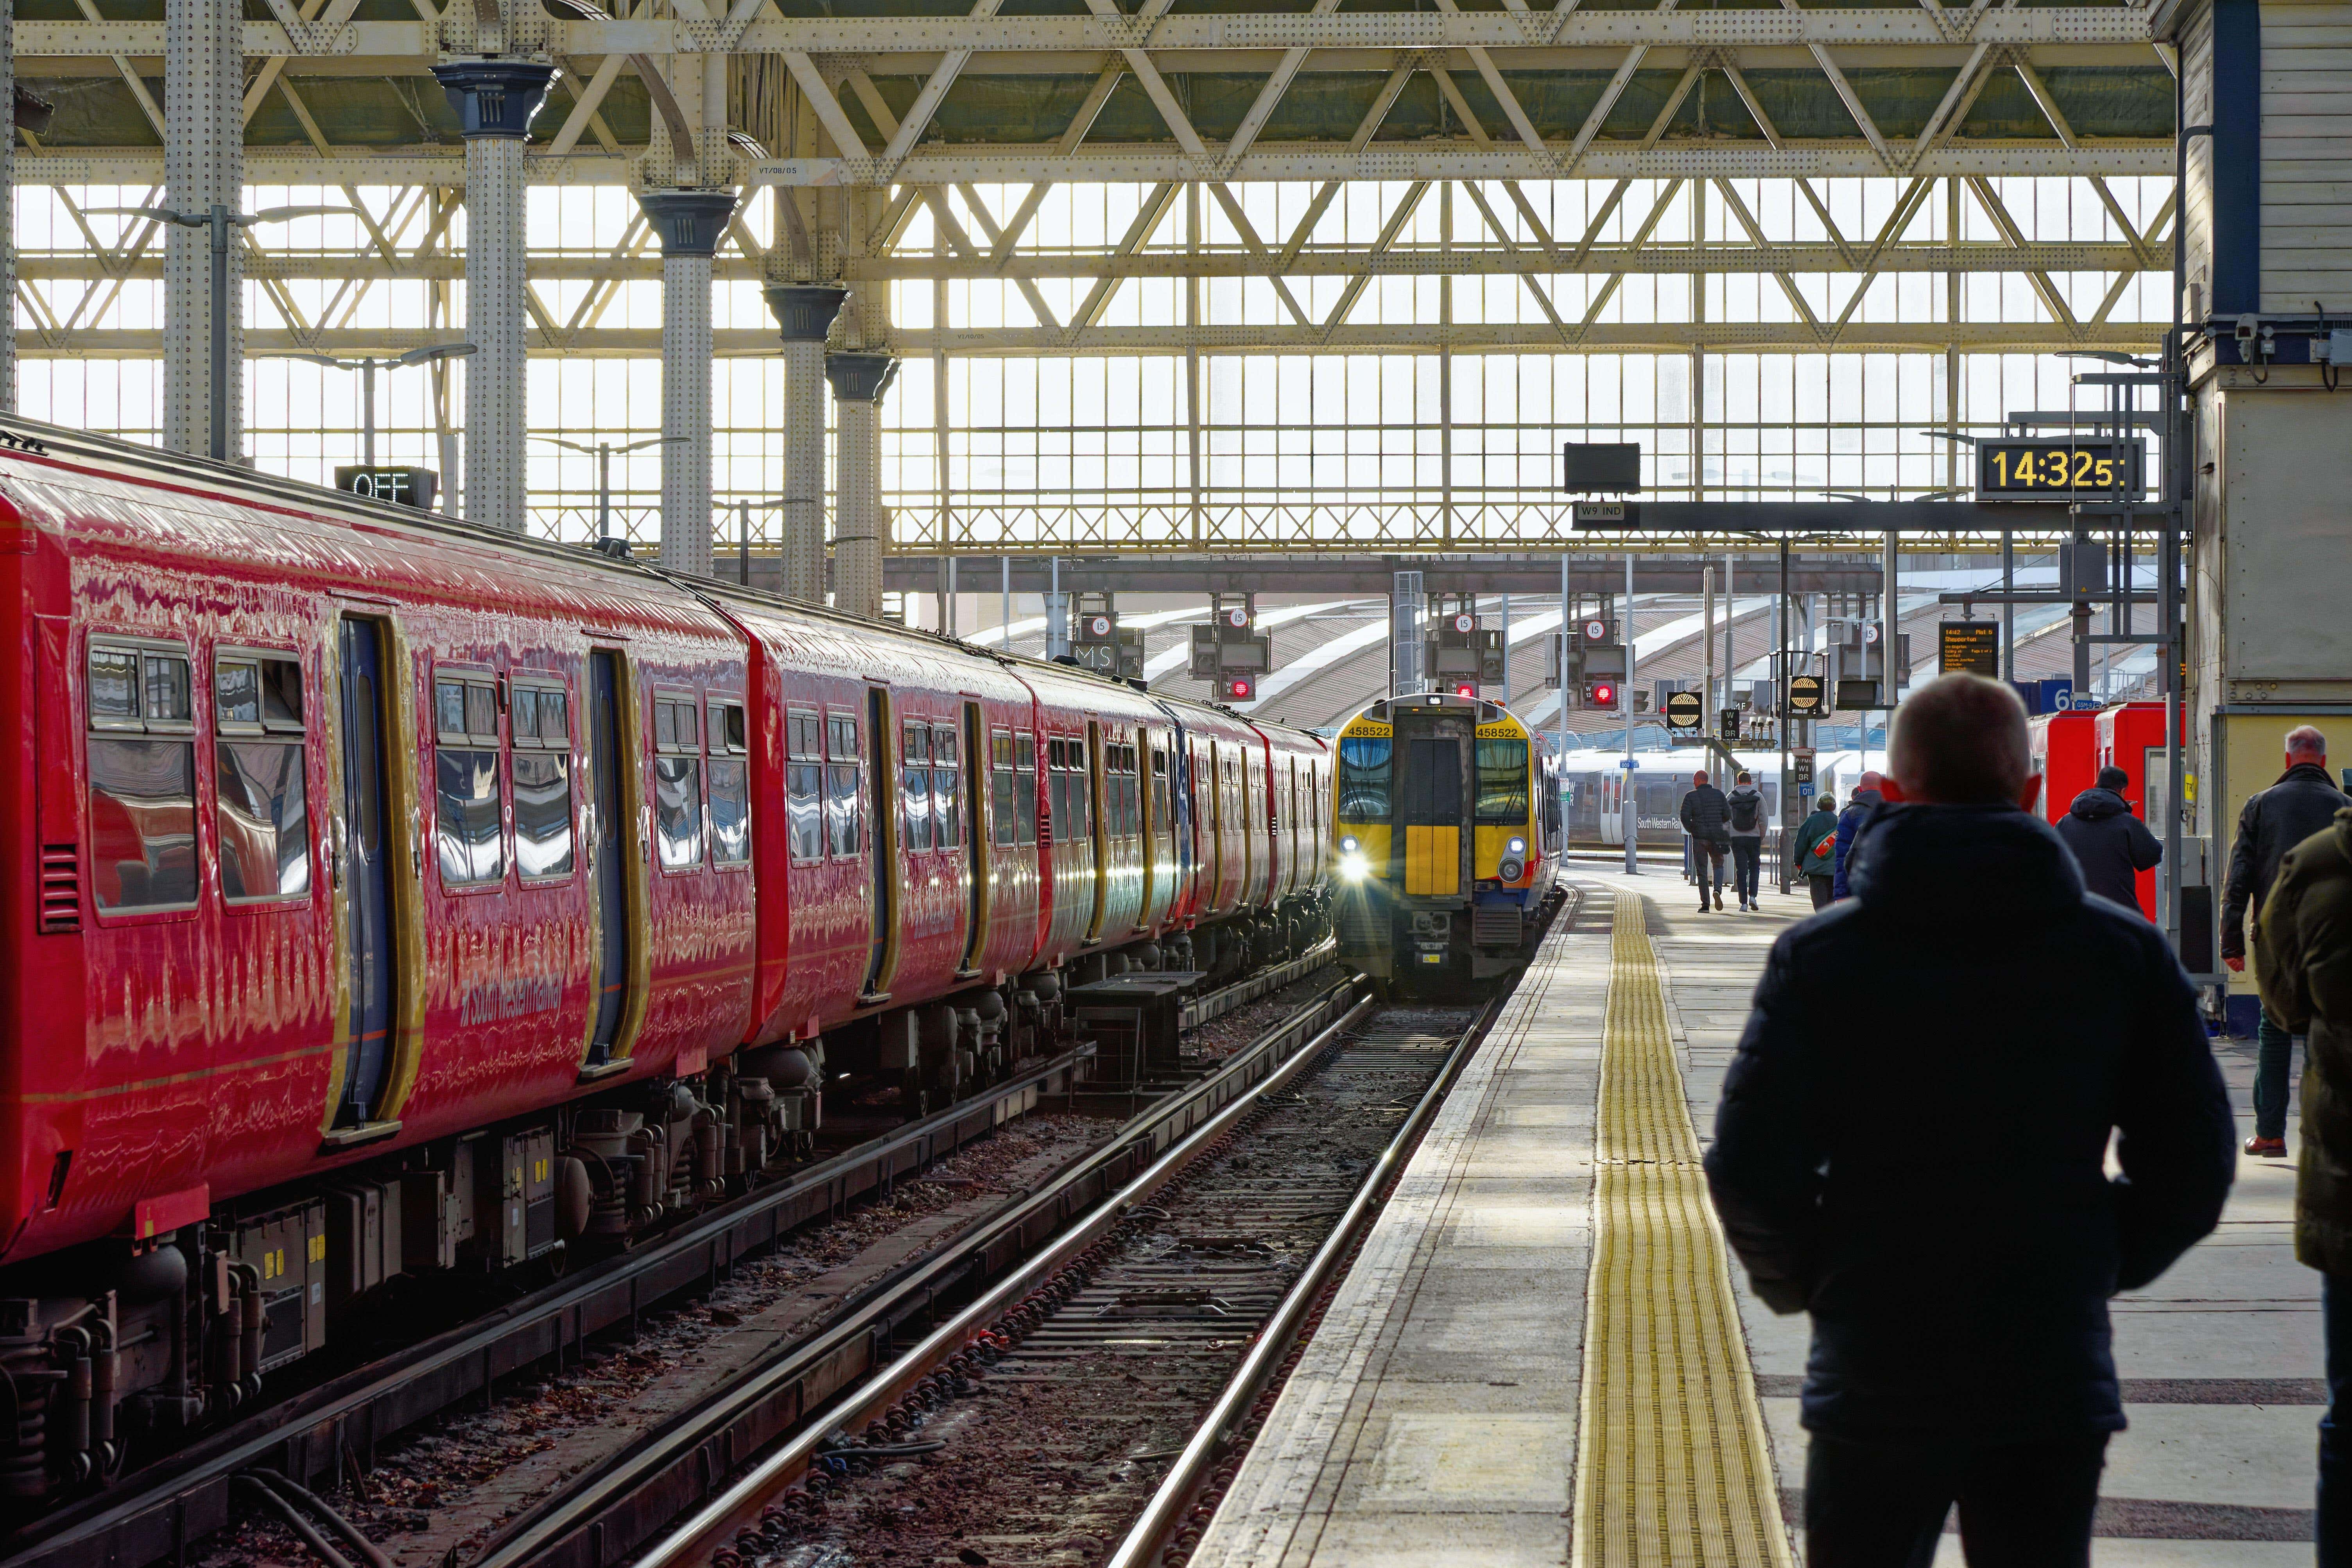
[1191,873,2322,1566]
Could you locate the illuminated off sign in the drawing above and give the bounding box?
[335,466,439,510]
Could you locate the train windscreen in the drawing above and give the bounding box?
[1339,735,1392,819]
[1474,738,1529,824]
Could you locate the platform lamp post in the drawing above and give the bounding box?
[86,202,362,464]
[287,342,476,468]
[532,433,687,552]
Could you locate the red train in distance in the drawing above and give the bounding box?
[0,419,1331,1505]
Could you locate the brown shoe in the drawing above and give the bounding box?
[2245,1136,2288,1157]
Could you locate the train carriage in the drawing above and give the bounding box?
[0,417,1334,1506]
[1329,693,1559,990]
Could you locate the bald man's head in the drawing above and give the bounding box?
[1887,674,2033,805]
[2288,725,2327,765]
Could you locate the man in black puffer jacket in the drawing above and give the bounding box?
[2225,726,2351,1156]
[1680,770,1730,913]
[2056,765,2161,913]
[1705,674,2235,1567]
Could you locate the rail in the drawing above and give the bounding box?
[458,974,1371,1568]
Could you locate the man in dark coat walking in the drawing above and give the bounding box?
[2225,726,2351,1156]
[1680,769,1730,913]
[2257,805,2352,1565]
[2056,764,2161,913]
[1705,673,2235,1568]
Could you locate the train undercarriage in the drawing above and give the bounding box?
[0,898,1327,1517]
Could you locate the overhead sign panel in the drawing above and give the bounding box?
[1938,621,2001,676]
[1561,442,1641,493]
[1663,689,1703,730]
[1786,674,1825,715]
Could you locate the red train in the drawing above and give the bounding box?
[0,420,1331,1503]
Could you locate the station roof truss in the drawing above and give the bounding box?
[13,0,2177,363]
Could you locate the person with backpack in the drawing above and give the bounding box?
[1727,770,1766,910]
[1681,770,1731,912]
[1794,794,1839,910]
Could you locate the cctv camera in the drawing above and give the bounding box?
[2236,313,2260,342]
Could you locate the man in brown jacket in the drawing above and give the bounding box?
[2255,804,2352,1566]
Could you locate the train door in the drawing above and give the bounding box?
[1400,729,1468,897]
[1206,741,1224,907]
[1085,719,1109,943]
[864,687,896,998]
[1137,731,1159,924]
[335,618,395,1127]
[959,700,988,974]
[584,650,633,1066]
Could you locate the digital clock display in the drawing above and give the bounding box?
[1976,437,2144,500]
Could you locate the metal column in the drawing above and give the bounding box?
[432,60,555,532]
[639,190,735,577]
[164,0,242,457]
[1,0,16,414]
[764,284,846,605]
[1391,570,1423,696]
[1777,536,1791,893]
[1622,552,1638,874]
[825,351,898,621]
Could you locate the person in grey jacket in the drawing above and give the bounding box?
[1727,770,1766,911]
[2055,765,2161,914]
[1680,771,1730,912]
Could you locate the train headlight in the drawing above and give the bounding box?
[1506,836,1526,856]
[1340,835,1359,853]
[1340,851,1369,882]
[1499,858,1525,883]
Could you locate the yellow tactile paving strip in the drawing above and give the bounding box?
[1571,890,1795,1568]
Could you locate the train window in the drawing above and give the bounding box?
[786,709,823,863]
[1338,736,1391,820]
[653,694,704,870]
[902,720,933,853]
[707,701,749,867]
[1013,731,1038,846]
[1149,747,1169,839]
[825,712,862,859]
[216,652,310,902]
[932,724,960,849]
[990,729,1016,848]
[433,674,504,887]
[1047,736,1089,843]
[512,681,575,880]
[1475,738,1530,825]
[1108,741,1139,839]
[86,638,199,912]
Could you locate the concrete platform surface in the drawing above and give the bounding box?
[1187,869,2325,1566]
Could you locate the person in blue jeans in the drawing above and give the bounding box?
[2223,726,2349,1156]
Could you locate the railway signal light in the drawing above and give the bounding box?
[1454,682,1477,699]
[1589,681,1616,707]
[1224,674,1257,702]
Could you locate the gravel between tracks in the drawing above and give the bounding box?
[188,964,1351,1568]
[734,1005,1474,1568]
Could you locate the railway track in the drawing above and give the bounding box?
[473,971,1529,1568]
[0,950,1344,1568]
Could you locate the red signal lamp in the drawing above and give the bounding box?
[1590,681,1617,706]
[1454,683,1476,699]
[1225,675,1257,701]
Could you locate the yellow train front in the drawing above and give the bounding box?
[1330,692,1561,991]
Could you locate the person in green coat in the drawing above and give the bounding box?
[2256,805,2352,1563]
[1793,795,1839,910]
